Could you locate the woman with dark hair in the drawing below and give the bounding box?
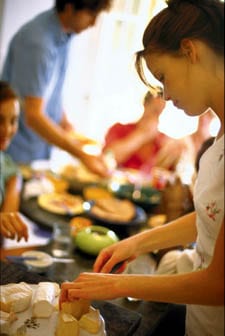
[0,81,28,242]
[60,1,224,335]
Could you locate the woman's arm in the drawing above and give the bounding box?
[94,212,197,273]
[24,97,108,177]
[61,219,224,306]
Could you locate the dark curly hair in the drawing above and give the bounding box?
[55,0,112,12]
[0,81,18,103]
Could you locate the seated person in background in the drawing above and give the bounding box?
[0,81,28,242]
[103,89,182,174]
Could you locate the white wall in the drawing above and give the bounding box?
[0,0,54,71]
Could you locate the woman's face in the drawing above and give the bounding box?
[145,50,210,117]
[0,98,19,151]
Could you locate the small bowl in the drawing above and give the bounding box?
[22,250,53,273]
[75,225,119,256]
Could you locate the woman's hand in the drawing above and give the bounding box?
[93,237,138,274]
[0,212,28,242]
[59,272,136,305]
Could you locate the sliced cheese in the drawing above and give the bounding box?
[0,310,17,334]
[32,282,60,318]
[55,312,79,336]
[0,282,32,313]
[61,299,90,320]
[79,307,101,334]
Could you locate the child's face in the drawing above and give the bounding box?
[0,98,20,151]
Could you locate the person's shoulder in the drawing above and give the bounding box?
[1,152,17,167]
[107,122,135,135]
[13,9,55,43]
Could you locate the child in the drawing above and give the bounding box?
[0,81,28,242]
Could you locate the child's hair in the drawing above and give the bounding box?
[135,0,224,87]
[55,0,112,12]
[0,81,18,103]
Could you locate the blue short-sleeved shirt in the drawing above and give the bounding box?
[0,151,19,207]
[1,9,73,163]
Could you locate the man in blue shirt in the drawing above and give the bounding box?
[1,0,112,177]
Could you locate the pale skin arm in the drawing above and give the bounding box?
[24,97,108,177]
[104,118,159,165]
[95,211,197,273]
[0,175,28,241]
[60,217,224,307]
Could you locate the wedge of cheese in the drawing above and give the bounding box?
[32,282,60,318]
[78,307,101,334]
[61,299,90,320]
[0,282,32,313]
[55,312,79,336]
[0,310,17,334]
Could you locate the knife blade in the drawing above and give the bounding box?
[6,255,75,263]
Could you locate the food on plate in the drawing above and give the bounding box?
[56,300,101,335]
[91,197,136,222]
[59,164,101,183]
[61,299,90,320]
[78,306,101,334]
[0,282,32,313]
[0,310,17,334]
[55,299,90,336]
[75,225,119,256]
[148,214,167,228]
[32,282,60,318]
[83,186,113,200]
[55,312,79,336]
[0,282,105,335]
[45,173,69,193]
[69,216,93,237]
[37,192,84,215]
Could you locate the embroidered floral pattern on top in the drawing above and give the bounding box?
[205,202,221,221]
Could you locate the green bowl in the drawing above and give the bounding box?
[75,225,119,256]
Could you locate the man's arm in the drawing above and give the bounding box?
[24,97,108,177]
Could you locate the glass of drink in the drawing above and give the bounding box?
[51,223,72,257]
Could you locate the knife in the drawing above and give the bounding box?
[110,261,125,274]
[6,255,75,263]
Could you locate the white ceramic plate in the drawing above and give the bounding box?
[4,284,106,336]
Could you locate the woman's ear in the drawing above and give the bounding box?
[180,38,198,63]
